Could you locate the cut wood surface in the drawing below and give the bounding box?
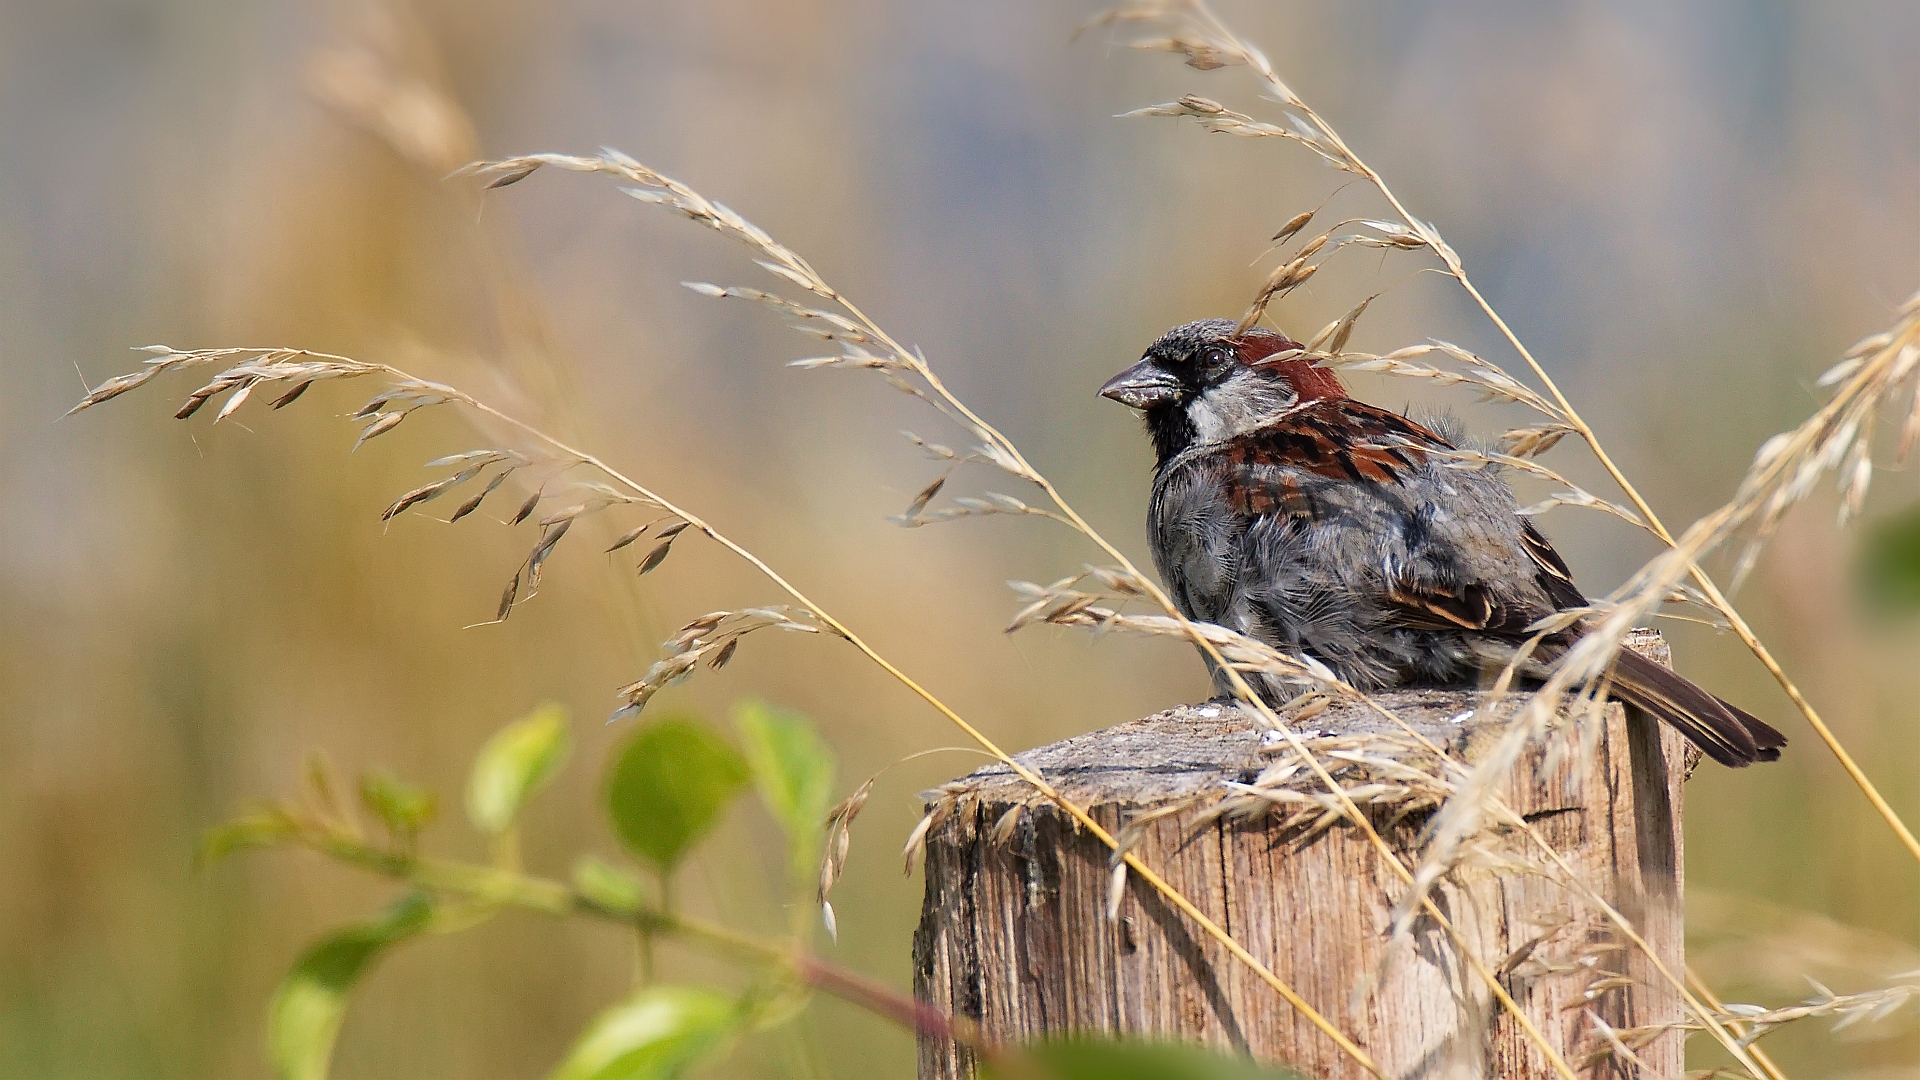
[914,631,1690,1079]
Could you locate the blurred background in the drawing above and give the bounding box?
[4,1,1919,1076]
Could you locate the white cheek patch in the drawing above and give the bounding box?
[1184,376,1298,444]
[1186,393,1236,444]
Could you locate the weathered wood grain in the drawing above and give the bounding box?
[914,632,1689,1079]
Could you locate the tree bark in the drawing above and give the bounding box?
[913,632,1690,1079]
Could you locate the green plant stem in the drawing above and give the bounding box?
[492,825,522,873]
[431,377,1384,1074]
[789,956,990,1060]
[300,829,1010,1062]
[635,928,654,989]
[147,342,1369,1073]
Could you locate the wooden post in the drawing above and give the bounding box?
[913,632,1692,1079]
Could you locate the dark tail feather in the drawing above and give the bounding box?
[1718,698,1787,763]
[1607,650,1785,767]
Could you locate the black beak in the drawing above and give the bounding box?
[1098,359,1182,409]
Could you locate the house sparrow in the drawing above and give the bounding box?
[1100,318,1784,766]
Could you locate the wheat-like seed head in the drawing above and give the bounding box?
[70,7,1920,1070]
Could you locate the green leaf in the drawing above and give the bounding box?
[605,716,751,872]
[1858,501,1920,615]
[733,700,836,881]
[548,986,738,1080]
[572,855,646,915]
[199,807,299,867]
[267,893,434,1080]
[358,771,437,838]
[738,977,813,1034]
[467,702,572,836]
[988,1037,1304,1080]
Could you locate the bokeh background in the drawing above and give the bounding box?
[4,1,1919,1077]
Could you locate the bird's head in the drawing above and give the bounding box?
[1099,318,1346,464]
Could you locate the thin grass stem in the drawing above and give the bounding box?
[1179,0,1920,865]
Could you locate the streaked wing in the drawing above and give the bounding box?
[1217,398,1446,505]
[1219,400,1573,634]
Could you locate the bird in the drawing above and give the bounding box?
[1099,317,1785,766]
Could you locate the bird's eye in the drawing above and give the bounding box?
[1199,346,1232,372]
